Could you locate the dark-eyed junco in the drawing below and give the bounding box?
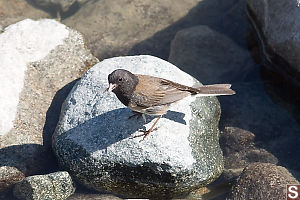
[107,69,235,140]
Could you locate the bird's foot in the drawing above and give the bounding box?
[131,128,158,142]
[130,115,161,141]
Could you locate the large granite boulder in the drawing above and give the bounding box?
[0,19,98,191]
[247,0,300,84]
[53,55,225,198]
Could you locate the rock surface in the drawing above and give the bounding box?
[168,25,255,84]
[63,0,243,60]
[13,171,76,200]
[63,0,202,59]
[0,0,50,29]
[31,0,90,17]
[0,19,68,136]
[0,166,25,192]
[0,19,98,191]
[219,127,278,181]
[227,162,299,200]
[219,82,300,171]
[218,0,250,47]
[68,193,122,200]
[247,0,300,84]
[53,55,224,198]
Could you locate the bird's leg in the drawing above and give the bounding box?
[132,115,162,141]
[128,111,146,122]
[128,111,141,119]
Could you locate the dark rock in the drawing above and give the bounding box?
[219,127,278,181]
[227,162,299,200]
[247,0,300,84]
[219,82,300,171]
[218,0,250,47]
[220,127,255,156]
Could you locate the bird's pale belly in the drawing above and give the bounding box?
[128,103,169,116]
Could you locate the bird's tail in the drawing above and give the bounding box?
[195,84,235,96]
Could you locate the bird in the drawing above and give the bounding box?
[107,69,235,140]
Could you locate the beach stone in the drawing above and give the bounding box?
[169,25,254,84]
[53,55,224,198]
[0,166,25,192]
[13,171,76,200]
[0,19,98,190]
[219,127,278,181]
[227,162,299,200]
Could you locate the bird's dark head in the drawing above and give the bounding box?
[107,69,138,95]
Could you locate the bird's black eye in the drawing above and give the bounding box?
[119,78,123,81]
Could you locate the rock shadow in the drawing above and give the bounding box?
[25,0,81,19]
[0,79,79,176]
[61,108,186,152]
[42,79,79,149]
[128,0,246,60]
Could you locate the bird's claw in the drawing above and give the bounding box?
[130,128,158,142]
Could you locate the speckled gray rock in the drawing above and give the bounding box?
[13,171,76,200]
[168,25,255,84]
[247,0,300,83]
[0,166,25,191]
[53,55,224,198]
[227,163,299,200]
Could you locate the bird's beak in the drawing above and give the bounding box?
[106,83,117,92]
